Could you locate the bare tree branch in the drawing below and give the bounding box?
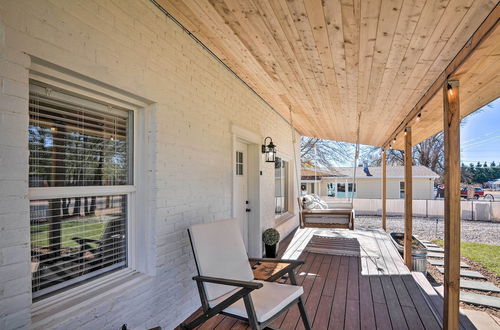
[301,136,353,169]
[361,132,444,175]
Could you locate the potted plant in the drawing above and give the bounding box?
[262,228,280,258]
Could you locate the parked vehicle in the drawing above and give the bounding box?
[461,187,484,199]
[435,185,494,200]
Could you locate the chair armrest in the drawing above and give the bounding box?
[192,275,263,290]
[72,237,100,244]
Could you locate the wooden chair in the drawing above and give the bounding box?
[180,218,311,330]
[71,217,125,272]
[298,197,355,230]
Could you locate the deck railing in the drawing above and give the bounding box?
[322,197,500,221]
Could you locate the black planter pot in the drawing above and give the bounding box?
[265,244,277,258]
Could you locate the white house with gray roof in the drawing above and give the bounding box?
[301,166,439,200]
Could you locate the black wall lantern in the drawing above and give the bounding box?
[262,136,276,163]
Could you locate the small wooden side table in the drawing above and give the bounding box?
[250,261,289,282]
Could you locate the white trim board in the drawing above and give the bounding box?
[231,124,262,145]
[231,126,262,258]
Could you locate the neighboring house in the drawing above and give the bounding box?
[488,178,500,190]
[301,166,439,200]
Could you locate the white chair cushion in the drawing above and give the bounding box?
[304,201,326,210]
[189,219,254,300]
[317,200,329,209]
[209,280,304,323]
[301,195,314,209]
[311,194,328,208]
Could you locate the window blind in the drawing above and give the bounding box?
[30,195,127,298]
[29,83,132,187]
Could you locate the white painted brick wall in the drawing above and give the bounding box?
[0,0,301,328]
[0,40,31,330]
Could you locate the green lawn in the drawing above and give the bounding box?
[433,240,500,277]
[31,220,105,249]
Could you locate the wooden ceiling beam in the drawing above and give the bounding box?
[383,3,499,149]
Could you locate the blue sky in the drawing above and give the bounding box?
[460,97,500,165]
[309,97,500,167]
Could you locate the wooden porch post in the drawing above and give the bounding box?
[443,79,461,330]
[382,149,387,230]
[404,127,412,269]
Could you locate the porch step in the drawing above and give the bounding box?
[461,310,500,330]
[460,291,500,309]
[426,247,445,253]
[425,244,440,248]
[428,252,445,258]
[428,259,470,268]
[436,267,486,279]
[460,280,500,293]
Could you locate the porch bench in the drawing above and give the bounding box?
[300,208,355,230]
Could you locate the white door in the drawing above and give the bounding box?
[234,140,249,249]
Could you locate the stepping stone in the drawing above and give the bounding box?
[436,267,485,279]
[428,259,470,268]
[428,252,445,258]
[460,280,500,293]
[460,291,500,309]
[462,310,500,330]
[426,247,444,252]
[425,244,440,248]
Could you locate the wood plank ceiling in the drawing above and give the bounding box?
[391,8,500,150]
[156,0,499,147]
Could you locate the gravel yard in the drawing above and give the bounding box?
[356,216,500,245]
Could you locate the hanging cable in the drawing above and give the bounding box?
[289,107,302,200]
[349,113,362,205]
[314,144,318,194]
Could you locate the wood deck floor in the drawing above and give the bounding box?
[183,228,447,330]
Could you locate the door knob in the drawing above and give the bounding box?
[246,208,251,212]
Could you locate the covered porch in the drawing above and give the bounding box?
[0,0,499,329]
[182,227,478,329]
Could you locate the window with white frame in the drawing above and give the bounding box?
[348,183,357,197]
[327,182,335,196]
[337,183,346,195]
[28,81,134,299]
[336,182,356,198]
[400,181,405,199]
[274,157,289,215]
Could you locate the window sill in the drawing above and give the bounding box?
[31,269,152,328]
[275,212,295,226]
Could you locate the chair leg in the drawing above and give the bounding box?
[179,309,218,329]
[297,297,311,330]
[243,294,261,330]
[179,314,208,330]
